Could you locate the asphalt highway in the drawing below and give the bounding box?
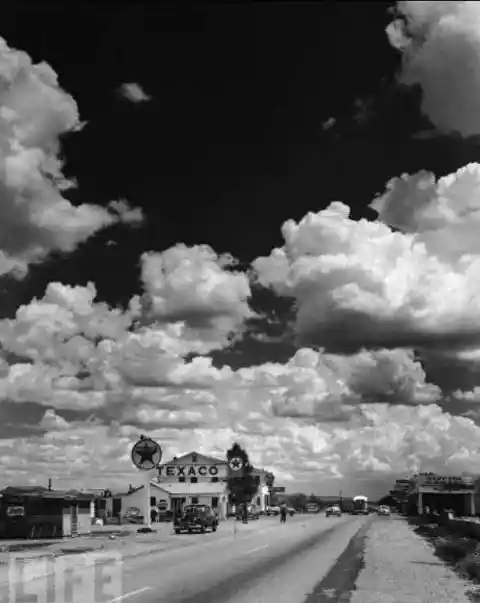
[6,514,373,603]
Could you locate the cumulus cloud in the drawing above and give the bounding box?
[135,244,255,352]
[0,264,458,493]
[387,1,480,137]
[238,347,440,424]
[119,83,152,103]
[108,200,144,226]
[0,38,142,278]
[252,192,480,354]
[4,19,480,497]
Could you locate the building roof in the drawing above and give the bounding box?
[156,481,227,496]
[165,451,225,465]
[1,486,95,501]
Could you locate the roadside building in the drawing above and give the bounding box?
[107,451,274,522]
[108,483,170,523]
[403,473,476,517]
[0,486,96,538]
[153,451,273,519]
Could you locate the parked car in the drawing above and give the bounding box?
[266,505,280,516]
[377,505,391,516]
[236,503,260,521]
[325,505,342,517]
[286,506,296,517]
[174,504,218,534]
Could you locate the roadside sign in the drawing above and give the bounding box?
[229,457,244,472]
[131,437,162,470]
[273,487,285,493]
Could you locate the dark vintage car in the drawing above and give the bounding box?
[174,504,219,534]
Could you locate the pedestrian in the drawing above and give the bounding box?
[243,503,249,524]
[280,502,287,524]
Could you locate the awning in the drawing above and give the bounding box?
[417,487,474,495]
[157,482,227,496]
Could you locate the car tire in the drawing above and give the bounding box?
[175,529,181,534]
[200,525,206,534]
[212,524,217,532]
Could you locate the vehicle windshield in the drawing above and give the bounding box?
[184,505,207,514]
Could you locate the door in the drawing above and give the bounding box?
[172,498,185,517]
[70,505,78,536]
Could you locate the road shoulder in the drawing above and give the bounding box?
[350,516,472,603]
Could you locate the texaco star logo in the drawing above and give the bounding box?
[131,437,162,470]
[229,457,244,471]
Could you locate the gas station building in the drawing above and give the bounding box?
[151,451,273,519]
[403,473,476,517]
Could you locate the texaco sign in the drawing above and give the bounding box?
[157,464,220,478]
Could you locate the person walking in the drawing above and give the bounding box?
[280,502,287,524]
[242,503,249,524]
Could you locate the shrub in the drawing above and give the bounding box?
[435,536,478,562]
[457,551,480,582]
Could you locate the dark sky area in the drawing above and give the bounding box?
[0,2,476,370]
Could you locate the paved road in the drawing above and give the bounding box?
[5,514,372,603]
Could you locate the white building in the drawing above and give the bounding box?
[109,451,274,522]
[153,451,273,520]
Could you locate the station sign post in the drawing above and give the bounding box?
[131,435,162,529]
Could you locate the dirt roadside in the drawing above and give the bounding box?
[350,515,473,603]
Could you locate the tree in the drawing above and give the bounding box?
[226,443,258,506]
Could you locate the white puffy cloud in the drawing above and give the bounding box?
[236,347,440,423]
[0,282,132,364]
[253,196,480,353]
[387,1,480,137]
[119,83,152,103]
[136,245,255,352]
[0,38,142,277]
[3,23,480,498]
[371,163,480,259]
[0,271,458,494]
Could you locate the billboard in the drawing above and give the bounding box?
[412,473,475,491]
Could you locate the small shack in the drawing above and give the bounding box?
[0,486,96,539]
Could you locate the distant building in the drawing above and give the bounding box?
[401,473,476,517]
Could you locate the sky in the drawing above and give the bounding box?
[3,1,480,499]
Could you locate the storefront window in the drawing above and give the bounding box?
[191,497,198,504]
[190,477,198,483]
[212,497,218,508]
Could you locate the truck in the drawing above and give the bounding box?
[352,495,369,515]
[307,502,320,514]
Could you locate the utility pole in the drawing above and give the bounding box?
[48,478,52,492]
[339,489,343,511]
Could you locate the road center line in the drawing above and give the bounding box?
[244,544,269,555]
[111,587,151,602]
